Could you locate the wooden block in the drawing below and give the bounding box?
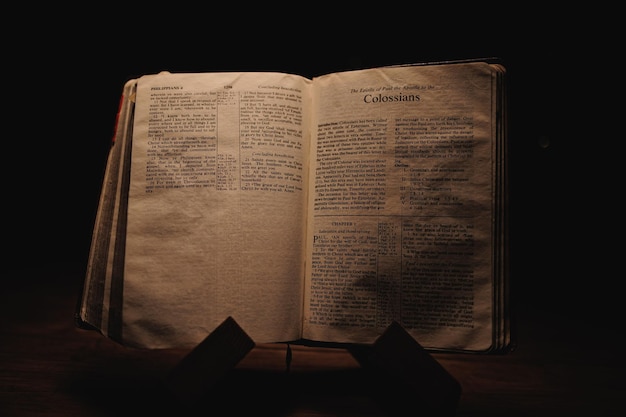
[353,321,462,417]
[165,316,255,407]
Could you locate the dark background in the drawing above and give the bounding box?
[4,7,620,337]
[2,7,624,416]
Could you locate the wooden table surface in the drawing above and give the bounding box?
[1,264,624,417]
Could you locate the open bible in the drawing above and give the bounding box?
[77,59,511,354]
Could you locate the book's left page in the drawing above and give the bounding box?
[83,71,313,349]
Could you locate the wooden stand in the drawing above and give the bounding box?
[166,317,461,416]
[165,316,255,407]
[348,321,462,416]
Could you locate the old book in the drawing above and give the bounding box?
[77,59,511,354]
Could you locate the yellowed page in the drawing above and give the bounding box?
[303,62,501,352]
[123,72,311,348]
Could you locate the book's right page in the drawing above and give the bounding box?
[302,61,508,353]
